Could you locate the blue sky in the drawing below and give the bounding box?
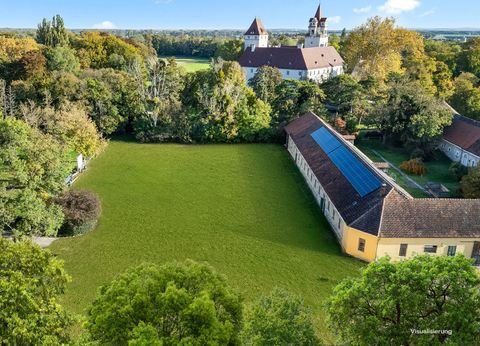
[0,0,478,30]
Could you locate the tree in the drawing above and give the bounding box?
[272,80,325,125]
[242,288,320,345]
[373,76,452,151]
[343,17,428,84]
[433,61,455,99]
[461,166,480,198]
[132,58,184,143]
[45,46,80,73]
[450,73,480,120]
[327,255,480,345]
[19,101,103,157]
[249,66,283,104]
[36,15,70,48]
[215,39,244,61]
[86,260,243,346]
[458,37,480,77]
[0,238,71,344]
[0,118,68,237]
[182,59,271,143]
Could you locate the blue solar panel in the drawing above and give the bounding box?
[311,127,341,154]
[311,127,382,197]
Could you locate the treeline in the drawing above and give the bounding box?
[3,238,480,345]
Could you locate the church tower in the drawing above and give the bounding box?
[305,5,329,48]
[244,17,269,50]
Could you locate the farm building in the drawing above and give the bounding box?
[239,5,344,83]
[439,114,480,167]
[285,112,480,264]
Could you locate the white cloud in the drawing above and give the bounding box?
[92,21,116,30]
[420,8,436,17]
[378,0,420,15]
[329,16,342,24]
[353,6,372,14]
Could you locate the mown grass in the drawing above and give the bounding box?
[174,56,211,73]
[49,141,363,339]
[357,139,460,197]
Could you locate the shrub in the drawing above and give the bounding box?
[461,166,480,198]
[55,190,101,236]
[450,162,469,181]
[410,148,425,160]
[399,158,427,176]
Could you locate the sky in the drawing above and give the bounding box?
[0,0,478,31]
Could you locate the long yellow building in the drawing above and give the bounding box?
[285,112,480,263]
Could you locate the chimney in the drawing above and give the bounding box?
[297,43,304,49]
[251,44,256,52]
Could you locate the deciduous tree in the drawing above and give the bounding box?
[87,260,243,346]
[242,288,320,345]
[0,238,71,344]
[327,255,480,345]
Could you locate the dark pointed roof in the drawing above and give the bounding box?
[244,17,268,36]
[315,5,322,20]
[314,5,327,23]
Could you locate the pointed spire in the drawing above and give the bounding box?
[315,3,322,21]
[244,17,268,36]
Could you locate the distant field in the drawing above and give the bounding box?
[174,56,211,72]
[49,142,363,340]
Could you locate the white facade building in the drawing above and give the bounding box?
[239,5,344,83]
[440,115,480,167]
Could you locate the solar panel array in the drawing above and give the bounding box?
[310,127,382,197]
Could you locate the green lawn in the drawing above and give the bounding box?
[49,141,363,339]
[174,56,211,73]
[357,138,460,197]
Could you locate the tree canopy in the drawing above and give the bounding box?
[86,260,243,345]
[0,238,71,345]
[242,288,320,345]
[327,255,480,345]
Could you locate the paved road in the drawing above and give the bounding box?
[371,150,432,197]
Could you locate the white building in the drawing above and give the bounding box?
[440,115,480,167]
[238,5,344,83]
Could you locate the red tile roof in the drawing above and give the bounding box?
[380,190,480,238]
[443,115,480,156]
[244,17,267,36]
[239,46,343,70]
[285,113,480,239]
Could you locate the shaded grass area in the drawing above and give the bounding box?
[357,139,460,197]
[49,142,363,338]
[173,56,211,73]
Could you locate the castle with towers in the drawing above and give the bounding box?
[239,5,344,83]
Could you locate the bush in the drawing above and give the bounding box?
[461,166,480,198]
[55,190,101,236]
[399,158,427,176]
[410,148,425,160]
[450,162,469,181]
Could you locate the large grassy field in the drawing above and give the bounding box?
[49,141,362,337]
[174,56,211,72]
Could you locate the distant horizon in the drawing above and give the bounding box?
[2,26,480,33]
[1,0,479,32]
